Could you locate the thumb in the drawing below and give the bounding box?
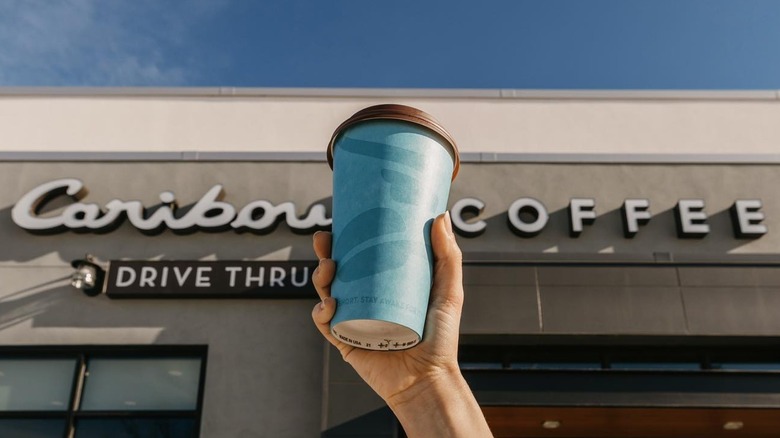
[429,211,464,313]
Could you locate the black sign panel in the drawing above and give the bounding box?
[106,260,318,299]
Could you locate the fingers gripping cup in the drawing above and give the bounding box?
[327,105,460,351]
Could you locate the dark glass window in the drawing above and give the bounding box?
[0,419,67,438]
[459,361,503,370]
[75,418,197,438]
[0,359,76,411]
[710,362,780,372]
[81,359,201,411]
[609,362,701,371]
[0,347,205,438]
[511,362,602,370]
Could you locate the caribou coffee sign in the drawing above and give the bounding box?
[12,178,768,239]
[450,197,767,239]
[12,178,330,235]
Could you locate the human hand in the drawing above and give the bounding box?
[311,211,464,405]
[312,211,493,437]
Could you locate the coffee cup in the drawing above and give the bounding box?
[326,104,459,350]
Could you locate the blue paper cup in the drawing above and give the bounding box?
[326,105,460,350]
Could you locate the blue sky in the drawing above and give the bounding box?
[2,0,780,89]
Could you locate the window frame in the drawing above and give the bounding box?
[0,345,207,438]
[457,335,780,408]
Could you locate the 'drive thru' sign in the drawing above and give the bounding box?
[106,261,318,298]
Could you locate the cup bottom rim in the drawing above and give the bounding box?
[332,319,420,351]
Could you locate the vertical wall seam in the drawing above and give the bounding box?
[534,266,544,332]
[675,267,691,334]
[320,341,330,432]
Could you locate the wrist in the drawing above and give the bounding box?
[386,365,493,438]
[385,363,464,412]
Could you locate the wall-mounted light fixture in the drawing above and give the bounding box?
[723,421,744,431]
[70,255,106,297]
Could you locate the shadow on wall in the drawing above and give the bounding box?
[0,276,70,332]
[0,196,333,264]
[0,277,319,344]
[0,281,166,341]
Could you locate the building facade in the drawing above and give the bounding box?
[1,89,779,437]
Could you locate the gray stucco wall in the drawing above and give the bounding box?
[1,160,778,436]
[0,162,332,437]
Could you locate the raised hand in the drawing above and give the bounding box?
[311,212,493,438]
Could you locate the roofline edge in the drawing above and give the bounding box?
[1,151,779,164]
[0,87,779,101]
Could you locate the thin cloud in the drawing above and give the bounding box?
[0,0,225,86]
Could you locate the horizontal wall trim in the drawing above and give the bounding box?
[1,151,780,164]
[2,87,780,100]
[463,259,780,266]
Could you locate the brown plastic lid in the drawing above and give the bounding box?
[327,104,460,180]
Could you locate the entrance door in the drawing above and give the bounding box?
[483,406,780,438]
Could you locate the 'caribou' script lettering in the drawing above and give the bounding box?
[11,178,332,235]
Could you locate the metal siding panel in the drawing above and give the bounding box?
[463,265,537,286]
[682,287,780,335]
[679,267,780,287]
[537,266,679,287]
[540,286,688,334]
[461,286,541,335]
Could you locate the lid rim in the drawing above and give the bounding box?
[327,104,460,180]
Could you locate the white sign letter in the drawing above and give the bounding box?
[196,267,212,287]
[246,267,265,287]
[507,198,548,237]
[676,199,710,238]
[173,267,193,286]
[12,178,85,231]
[270,267,286,287]
[451,198,487,237]
[569,198,596,237]
[290,267,309,287]
[115,266,136,287]
[622,199,652,238]
[731,199,767,238]
[139,266,157,287]
[225,266,242,287]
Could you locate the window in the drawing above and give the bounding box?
[0,346,206,438]
[456,339,780,409]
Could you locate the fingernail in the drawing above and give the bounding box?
[319,300,326,310]
[313,230,322,239]
[444,211,454,236]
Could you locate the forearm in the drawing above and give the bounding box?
[386,369,494,438]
